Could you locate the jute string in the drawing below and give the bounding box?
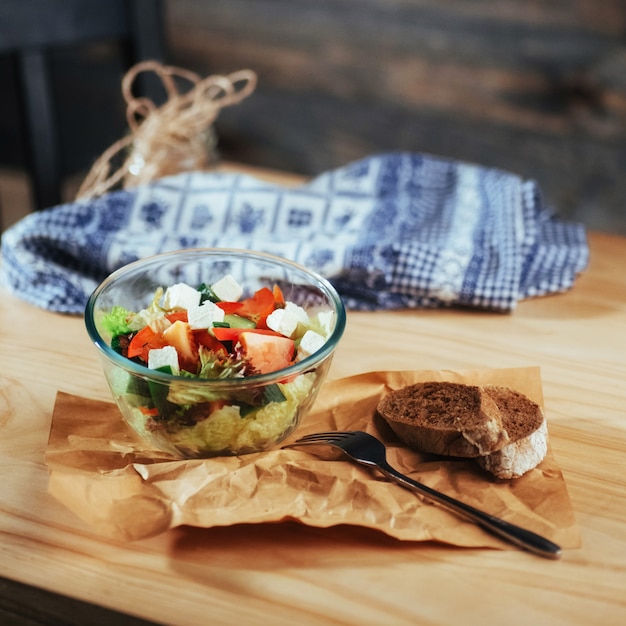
[76,61,257,201]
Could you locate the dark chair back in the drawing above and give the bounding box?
[0,0,164,211]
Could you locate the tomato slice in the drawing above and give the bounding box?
[216,301,244,315]
[239,332,295,374]
[193,329,228,355]
[166,311,188,323]
[127,326,168,362]
[236,287,276,328]
[212,326,281,343]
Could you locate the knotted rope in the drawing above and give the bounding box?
[76,61,257,201]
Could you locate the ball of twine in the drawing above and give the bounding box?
[76,61,257,201]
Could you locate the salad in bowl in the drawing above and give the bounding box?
[85,249,346,458]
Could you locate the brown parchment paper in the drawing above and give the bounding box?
[45,367,581,549]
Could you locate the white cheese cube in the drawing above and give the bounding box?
[284,301,310,324]
[147,345,180,374]
[211,274,243,302]
[187,301,225,329]
[161,282,201,311]
[297,330,326,360]
[315,310,335,338]
[266,308,300,337]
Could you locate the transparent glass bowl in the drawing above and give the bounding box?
[85,248,346,459]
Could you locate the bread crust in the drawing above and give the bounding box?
[476,419,548,479]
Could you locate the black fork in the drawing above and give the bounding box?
[284,430,562,559]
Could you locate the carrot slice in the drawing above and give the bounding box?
[273,284,285,306]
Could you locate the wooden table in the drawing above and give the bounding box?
[0,196,625,623]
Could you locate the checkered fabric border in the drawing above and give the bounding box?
[0,152,589,314]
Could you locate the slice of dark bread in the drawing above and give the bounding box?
[377,382,547,478]
[376,382,510,458]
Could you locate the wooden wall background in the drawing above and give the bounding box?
[1,0,625,235]
[164,0,626,235]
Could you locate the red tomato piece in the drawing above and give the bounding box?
[193,329,228,355]
[237,287,276,328]
[166,311,188,323]
[212,326,281,343]
[239,332,295,374]
[127,325,168,362]
[216,301,244,315]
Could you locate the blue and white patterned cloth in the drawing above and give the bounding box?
[0,152,588,314]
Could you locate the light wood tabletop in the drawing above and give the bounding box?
[0,170,625,624]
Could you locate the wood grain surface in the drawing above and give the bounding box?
[0,212,625,624]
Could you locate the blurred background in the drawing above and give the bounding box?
[1,0,625,234]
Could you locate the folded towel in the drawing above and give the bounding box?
[0,152,588,314]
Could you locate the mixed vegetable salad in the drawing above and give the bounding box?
[99,274,335,456]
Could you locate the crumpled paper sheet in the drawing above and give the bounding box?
[45,367,581,550]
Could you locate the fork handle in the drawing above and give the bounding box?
[375,461,562,559]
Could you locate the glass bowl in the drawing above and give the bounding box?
[85,248,346,459]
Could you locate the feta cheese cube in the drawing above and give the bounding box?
[297,330,326,360]
[147,345,180,374]
[315,310,335,338]
[211,274,243,302]
[266,308,300,337]
[161,282,201,311]
[187,301,225,329]
[284,301,310,324]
